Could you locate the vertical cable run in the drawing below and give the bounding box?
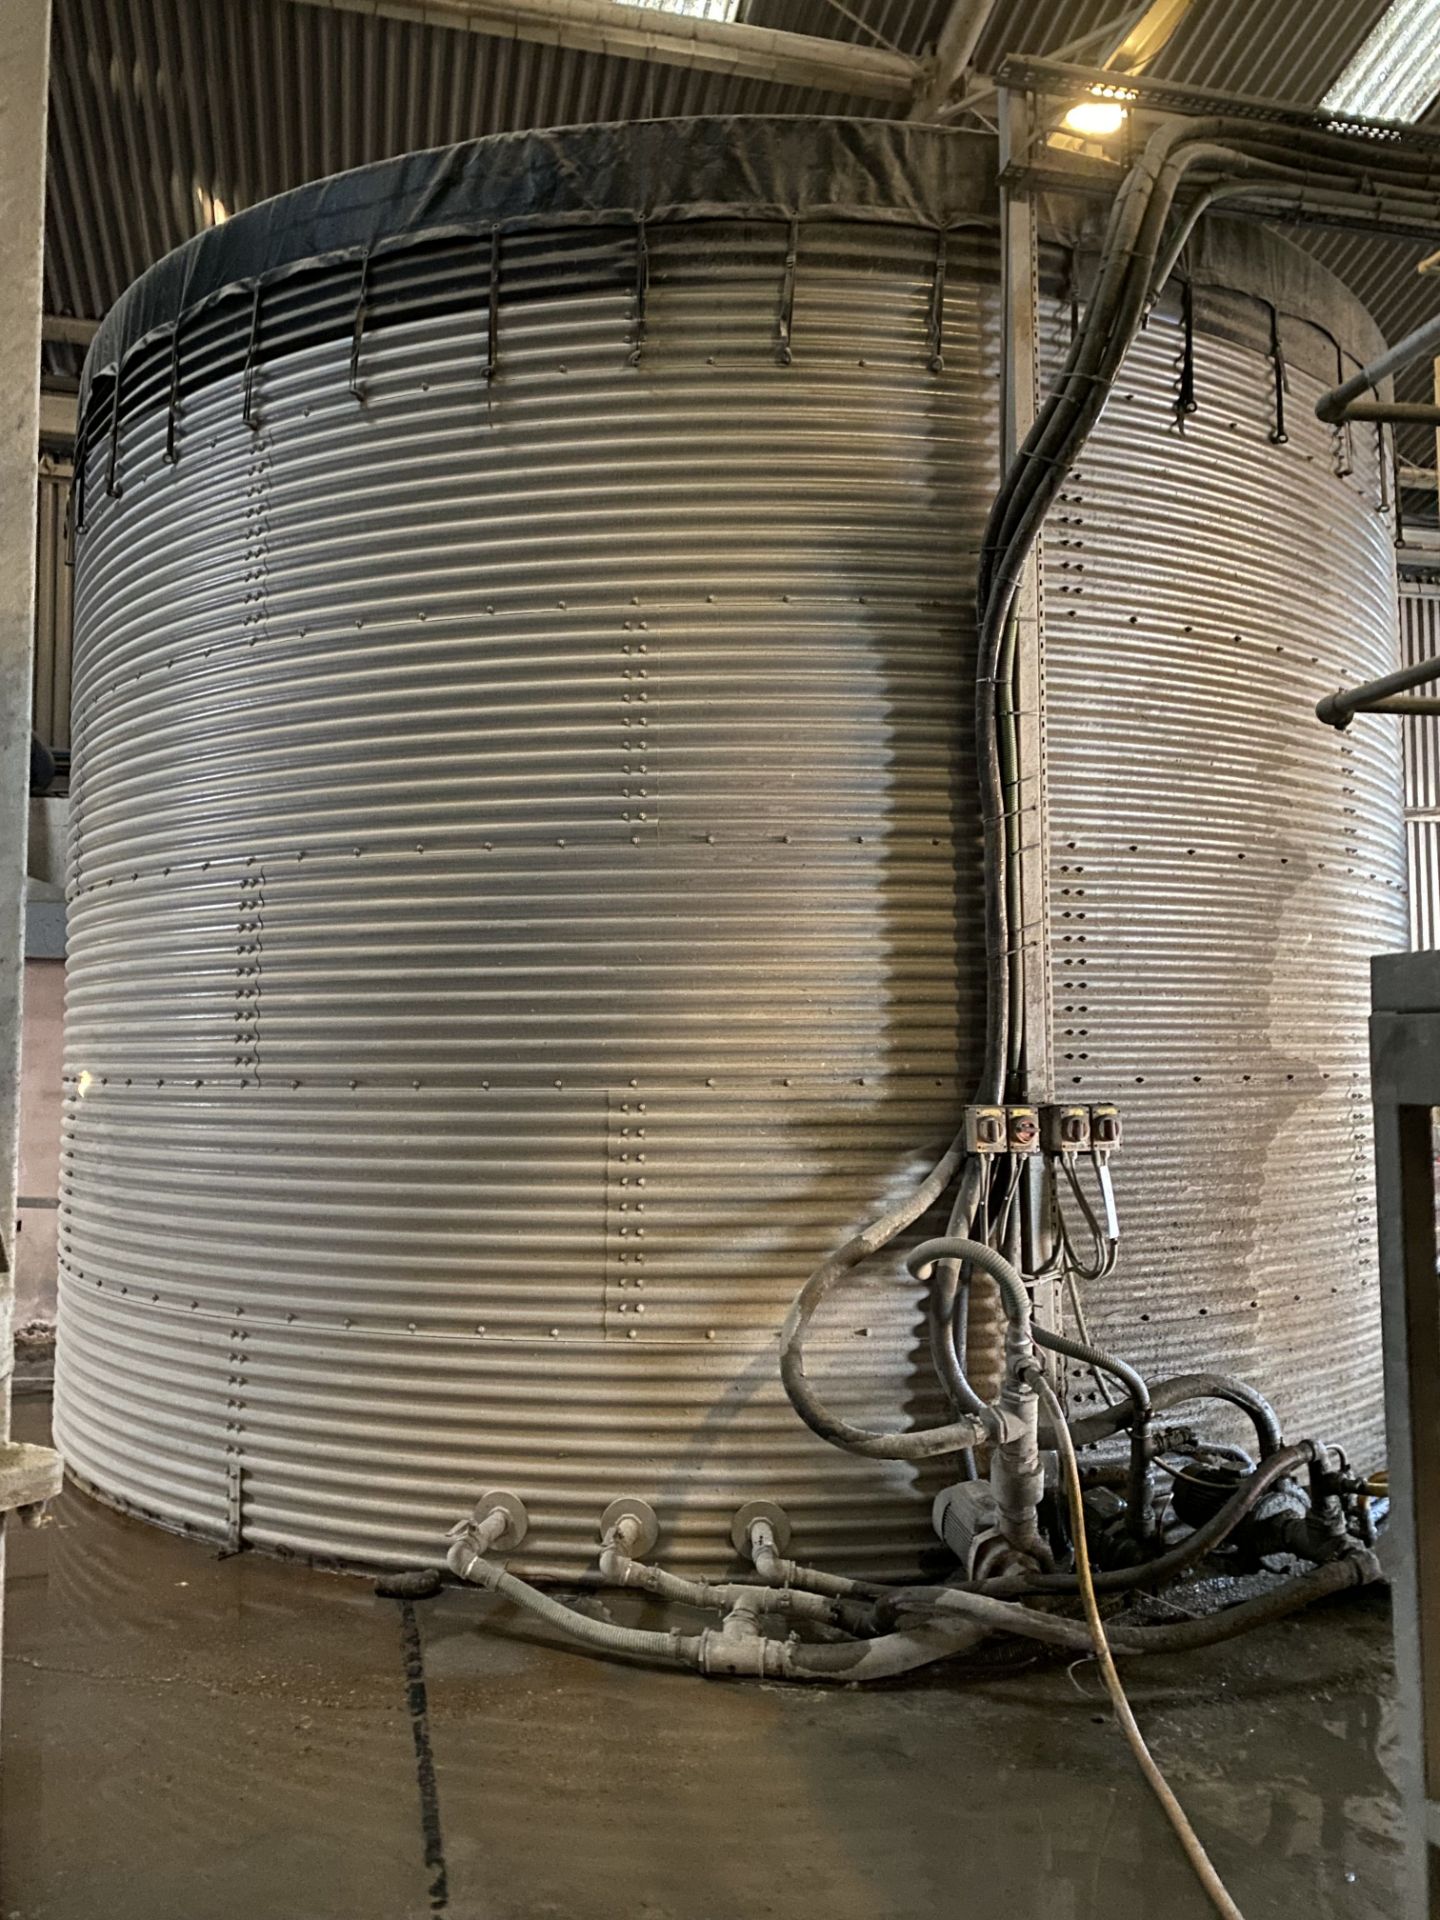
[104,356,125,498]
[1332,344,1355,478]
[1175,277,1198,421]
[484,226,501,387]
[72,414,89,536]
[165,314,184,465]
[1267,302,1288,445]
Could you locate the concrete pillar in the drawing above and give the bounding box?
[0,0,53,1726]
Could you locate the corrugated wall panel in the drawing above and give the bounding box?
[1401,581,1440,946]
[32,460,73,754]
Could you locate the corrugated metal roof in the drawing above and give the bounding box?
[1146,0,1388,100]
[38,0,1440,428]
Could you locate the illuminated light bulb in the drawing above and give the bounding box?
[1062,99,1127,138]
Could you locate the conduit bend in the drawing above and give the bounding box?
[779,1234,1033,1462]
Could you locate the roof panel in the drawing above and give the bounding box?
[1147,0,1389,101]
[40,0,1440,443]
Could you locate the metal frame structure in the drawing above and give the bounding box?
[994,55,1440,245]
[1371,952,1440,1920]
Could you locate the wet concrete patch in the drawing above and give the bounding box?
[0,1400,1404,1920]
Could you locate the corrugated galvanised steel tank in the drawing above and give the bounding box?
[56,119,1405,1576]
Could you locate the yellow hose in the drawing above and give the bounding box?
[1032,1372,1247,1920]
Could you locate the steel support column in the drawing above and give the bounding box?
[1369,952,1440,1920]
[0,0,61,1745]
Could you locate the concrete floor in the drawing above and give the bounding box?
[0,1398,1403,1920]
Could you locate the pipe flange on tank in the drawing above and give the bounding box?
[600,1496,660,1557]
[476,1488,530,1551]
[730,1500,793,1556]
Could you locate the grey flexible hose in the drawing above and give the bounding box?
[906,1235,1031,1329]
[779,1214,1009,1460]
[454,1538,988,1683]
[773,1623,986,1681]
[448,1540,699,1663]
[1033,1325,1149,1415]
[897,1551,1379,1657]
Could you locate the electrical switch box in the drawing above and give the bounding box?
[1090,1103,1122,1150]
[1006,1105,1040,1154]
[1040,1104,1091,1153]
[964,1105,1007,1153]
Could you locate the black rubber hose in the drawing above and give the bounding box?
[888,1550,1379,1656]
[1009,1443,1315,1597]
[1060,1372,1283,1461]
[1032,1325,1152,1534]
[1105,1551,1382,1652]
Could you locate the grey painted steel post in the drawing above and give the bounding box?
[1369,952,1440,1919]
[0,0,54,1737]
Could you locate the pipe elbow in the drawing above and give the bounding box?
[446,1538,498,1587]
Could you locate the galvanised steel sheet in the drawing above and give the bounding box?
[59,178,996,1575]
[1042,283,1406,1467]
[57,121,1405,1574]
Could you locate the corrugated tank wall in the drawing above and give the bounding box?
[55,120,1406,1574]
[57,124,1004,1576]
[1041,259,1407,1466]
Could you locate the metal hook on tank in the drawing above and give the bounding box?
[348,249,372,406]
[776,217,799,367]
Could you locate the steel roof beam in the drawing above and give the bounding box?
[908,0,995,122]
[279,0,920,102]
[42,313,97,346]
